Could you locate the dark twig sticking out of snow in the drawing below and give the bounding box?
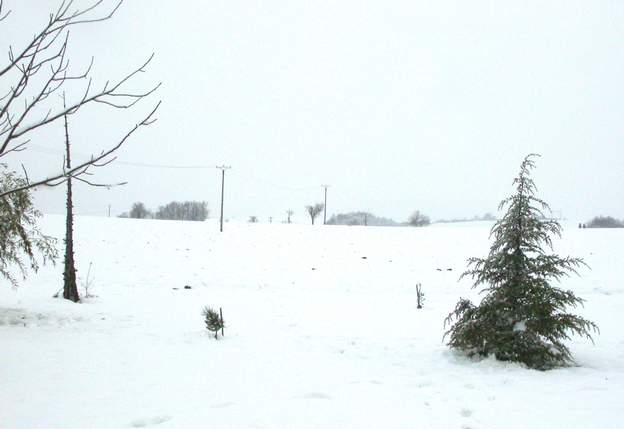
[416,283,425,309]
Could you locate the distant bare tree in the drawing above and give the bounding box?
[408,210,430,227]
[0,0,160,198]
[305,203,324,225]
[129,202,150,219]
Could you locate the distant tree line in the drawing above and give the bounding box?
[327,211,399,227]
[585,216,623,228]
[120,201,209,221]
[326,210,434,227]
[435,213,496,224]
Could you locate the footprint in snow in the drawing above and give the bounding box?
[348,380,383,386]
[459,409,480,429]
[210,402,236,409]
[295,392,332,400]
[130,415,172,427]
[460,408,473,418]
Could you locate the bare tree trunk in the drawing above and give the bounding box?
[62,113,79,302]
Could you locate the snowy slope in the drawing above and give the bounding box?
[1,215,622,428]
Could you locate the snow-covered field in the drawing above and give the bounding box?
[1,215,623,429]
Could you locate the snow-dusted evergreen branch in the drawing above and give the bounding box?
[445,154,598,370]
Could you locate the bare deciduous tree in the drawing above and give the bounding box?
[129,202,150,219]
[305,203,324,225]
[62,93,127,302]
[62,111,79,302]
[0,0,160,198]
[408,210,430,227]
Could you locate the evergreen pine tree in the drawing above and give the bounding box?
[444,154,598,369]
[202,307,225,339]
[1,166,57,287]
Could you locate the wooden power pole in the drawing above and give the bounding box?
[216,165,231,232]
[322,185,330,225]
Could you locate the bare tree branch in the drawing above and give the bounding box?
[74,176,127,187]
[0,101,160,198]
[1,0,122,77]
[4,54,160,145]
[1,1,159,196]
[0,0,11,22]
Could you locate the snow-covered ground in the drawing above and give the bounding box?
[1,215,622,428]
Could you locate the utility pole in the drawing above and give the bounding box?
[322,184,330,225]
[216,165,231,232]
[108,204,111,218]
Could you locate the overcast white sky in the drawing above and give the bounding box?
[3,0,623,223]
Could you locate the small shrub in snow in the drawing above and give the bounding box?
[444,154,598,370]
[80,262,96,298]
[416,283,425,309]
[202,306,224,339]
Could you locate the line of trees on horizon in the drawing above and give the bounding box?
[120,201,209,221]
[585,216,624,228]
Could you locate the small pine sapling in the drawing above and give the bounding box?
[202,306,225,339]
[444,154,598,370]
[416,283,425,309]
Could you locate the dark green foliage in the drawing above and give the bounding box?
[1,166,57,287]
[444,154,598,370]
[202,306,224,339]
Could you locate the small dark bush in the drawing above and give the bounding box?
[416,283,425,309]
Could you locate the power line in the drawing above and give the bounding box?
[111,161,212,169]
[28,144,212,169]
[29,145,320,191]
